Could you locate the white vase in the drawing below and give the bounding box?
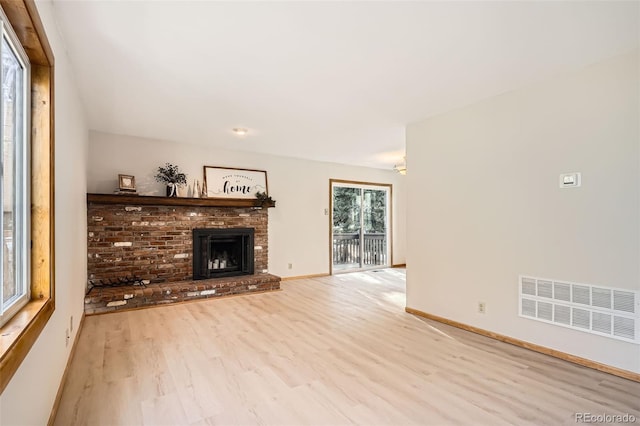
[193,179,200,198]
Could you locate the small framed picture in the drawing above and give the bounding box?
[118,174,136,191]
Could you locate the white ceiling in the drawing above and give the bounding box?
[51,0,638,169]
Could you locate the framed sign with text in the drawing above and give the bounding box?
[203,166,268,199]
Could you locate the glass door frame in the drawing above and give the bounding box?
[329,179,392,275]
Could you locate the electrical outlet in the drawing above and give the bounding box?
[478,302,486,314]
[324,208,329,216]
[287,263,293,270]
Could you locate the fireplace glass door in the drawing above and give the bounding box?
[193,228,254,279]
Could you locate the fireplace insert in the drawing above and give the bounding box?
[192,228,254,279]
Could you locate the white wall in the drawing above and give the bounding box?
[0,1,89,424]
[406,50,640,373]
[87,132,406,277]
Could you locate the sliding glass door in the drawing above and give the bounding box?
[331,181,391,273]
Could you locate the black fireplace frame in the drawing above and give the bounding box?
[192,228,255,280]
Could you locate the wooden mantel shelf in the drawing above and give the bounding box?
[87,193,275,208]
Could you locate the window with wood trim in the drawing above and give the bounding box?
[0,7,30,327]
[0,0,54,395]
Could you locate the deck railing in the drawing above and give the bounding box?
[333,233,387,266]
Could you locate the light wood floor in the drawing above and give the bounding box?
[54,269,640,425]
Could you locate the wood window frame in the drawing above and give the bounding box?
[0,0,54,394]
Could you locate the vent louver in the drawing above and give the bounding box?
[554,305,571,325]
[520,276,639,344]
[554,282,571,302]
[538,302,553,321]
[592,312,611,334]
[522,278,536,296]
[614,290,635,313]
[572,285,590,305]
[538,280,553,299]
[592,288,611,309]
[522,299,536,317]
[614,317,635,340]
[572,308,590,329]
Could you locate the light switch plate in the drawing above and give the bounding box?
[559,172,581,188]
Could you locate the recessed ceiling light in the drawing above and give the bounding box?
[233,128,248,136]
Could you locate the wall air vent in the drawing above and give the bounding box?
[519,276,640,344]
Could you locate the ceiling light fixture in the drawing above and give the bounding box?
[232,128,248,136]
[393,157,407,175]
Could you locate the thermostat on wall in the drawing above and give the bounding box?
[559,172,581,188]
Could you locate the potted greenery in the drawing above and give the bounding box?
[155,163,187,197]
[255,191,275,207]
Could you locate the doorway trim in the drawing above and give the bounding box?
[329,179,393,275]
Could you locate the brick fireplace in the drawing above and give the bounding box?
[85,194,280,314]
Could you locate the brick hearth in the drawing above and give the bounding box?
[86,194,280,314]
[84,273,281,315]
